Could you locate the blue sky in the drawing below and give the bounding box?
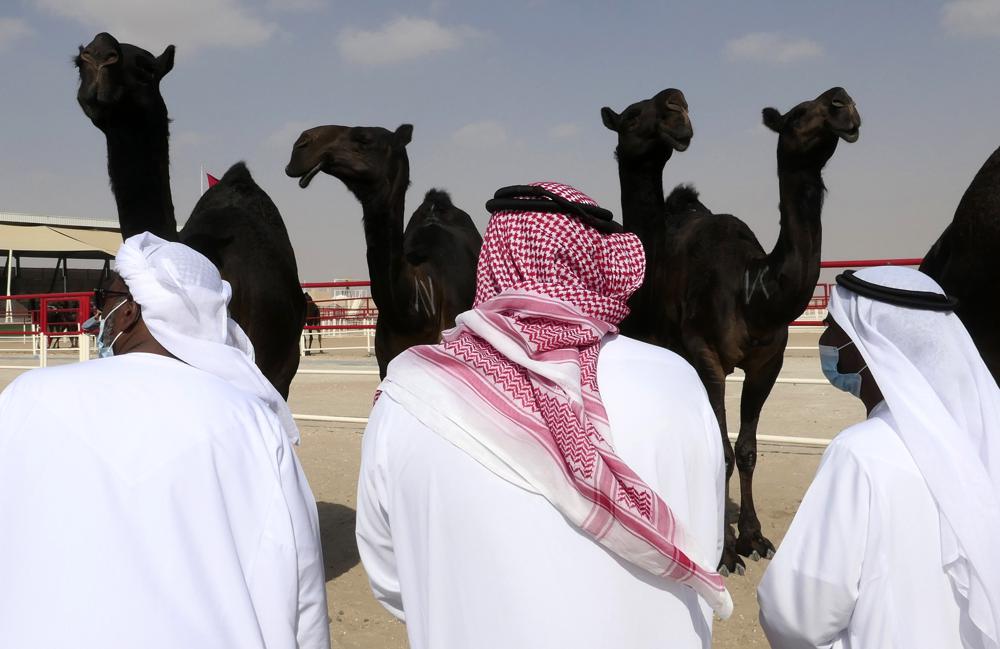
[2,0,1000,280]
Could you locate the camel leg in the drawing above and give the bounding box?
[734,341,784,562]
[686,337,741,576]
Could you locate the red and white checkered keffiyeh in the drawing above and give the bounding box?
[380,181,732,617]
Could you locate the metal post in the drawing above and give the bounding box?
[39,295,48,367]
[79,332,90,362]
[4,249,11,323]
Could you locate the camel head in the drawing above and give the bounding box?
[75,32,174,132]
[601,88,693,163]
[286,124,413,195]
[762,87,860,169]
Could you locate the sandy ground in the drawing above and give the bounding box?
[0,330,867,648]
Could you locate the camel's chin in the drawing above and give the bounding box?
[298,163,323,188]
[663,133,691,153]
[837,129,860,143]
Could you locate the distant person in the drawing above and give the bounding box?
[0,233,330,649]
[758,267,1000,649]
[356,182,732,649]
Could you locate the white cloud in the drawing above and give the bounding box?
[337,16,479,65]
[0,18,32,51]
[451,120,508,148]
[943,0,1000,37]
[725,32,823,64]
[36,0,275,54]
[548,122,580,140]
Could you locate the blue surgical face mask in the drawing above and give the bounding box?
[97,299,128,359]
[819,341,867,398]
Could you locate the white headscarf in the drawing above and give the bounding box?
[828,266,1000,648]
[115,232,299,444]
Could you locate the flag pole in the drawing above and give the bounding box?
[200,164,205,195]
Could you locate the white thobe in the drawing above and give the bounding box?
[758,402,984,649]
[0,353,330,649]
[356,335,725,649]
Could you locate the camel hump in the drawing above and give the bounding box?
[423,189,454,210]
[218,161,257,190]
[665,184,708,215]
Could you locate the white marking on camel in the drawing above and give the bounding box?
[745,267,771,304]
[414,276,436,318]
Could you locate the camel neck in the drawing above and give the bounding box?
[617,155,668,241]
[358,168,409,312]
[751,167,826,327]
[105,123,177,241]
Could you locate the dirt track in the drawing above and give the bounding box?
[0,330,865,648]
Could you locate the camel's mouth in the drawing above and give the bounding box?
[664,132,692,152]
[834,127,860,143]
[298,163,324,189]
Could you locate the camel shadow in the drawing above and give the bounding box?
[725,497,740,527]
[316,501,360,582]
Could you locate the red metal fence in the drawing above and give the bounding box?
[792,258,923,326]
[0,258,925,354]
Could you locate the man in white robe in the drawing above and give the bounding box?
[356,182,730,649]
[0,233,330,649]
[758,266,1000,649]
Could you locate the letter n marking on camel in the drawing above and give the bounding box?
[414,276,436,318]
[745,267,771,304]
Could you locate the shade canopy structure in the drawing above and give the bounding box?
[0,224,120,258]
[0,212,122,312]
[0,212,121,259]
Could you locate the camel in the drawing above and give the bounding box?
[75,32,305,398]
[303,292,322,355]
[604,87,861,575]
[920,144,1000,385]
[600,88,692,337]
[285,124,482,378]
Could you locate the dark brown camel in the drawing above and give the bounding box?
[75,32,305,398]
[920,144,1000,385]
[601,88,693,344]
[605,87,860,575]
[285,124,482,378]
[303,292,322,355]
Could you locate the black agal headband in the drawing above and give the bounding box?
[485,185,623,234]
[836,270,959,312]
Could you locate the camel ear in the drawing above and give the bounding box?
[601,107,621,132]
[395,124,413,145]
[762,107,784,133]
[156,45,175,79]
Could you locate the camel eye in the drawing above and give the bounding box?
[831,100,846,109]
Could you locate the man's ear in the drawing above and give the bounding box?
[118,299,143,332]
